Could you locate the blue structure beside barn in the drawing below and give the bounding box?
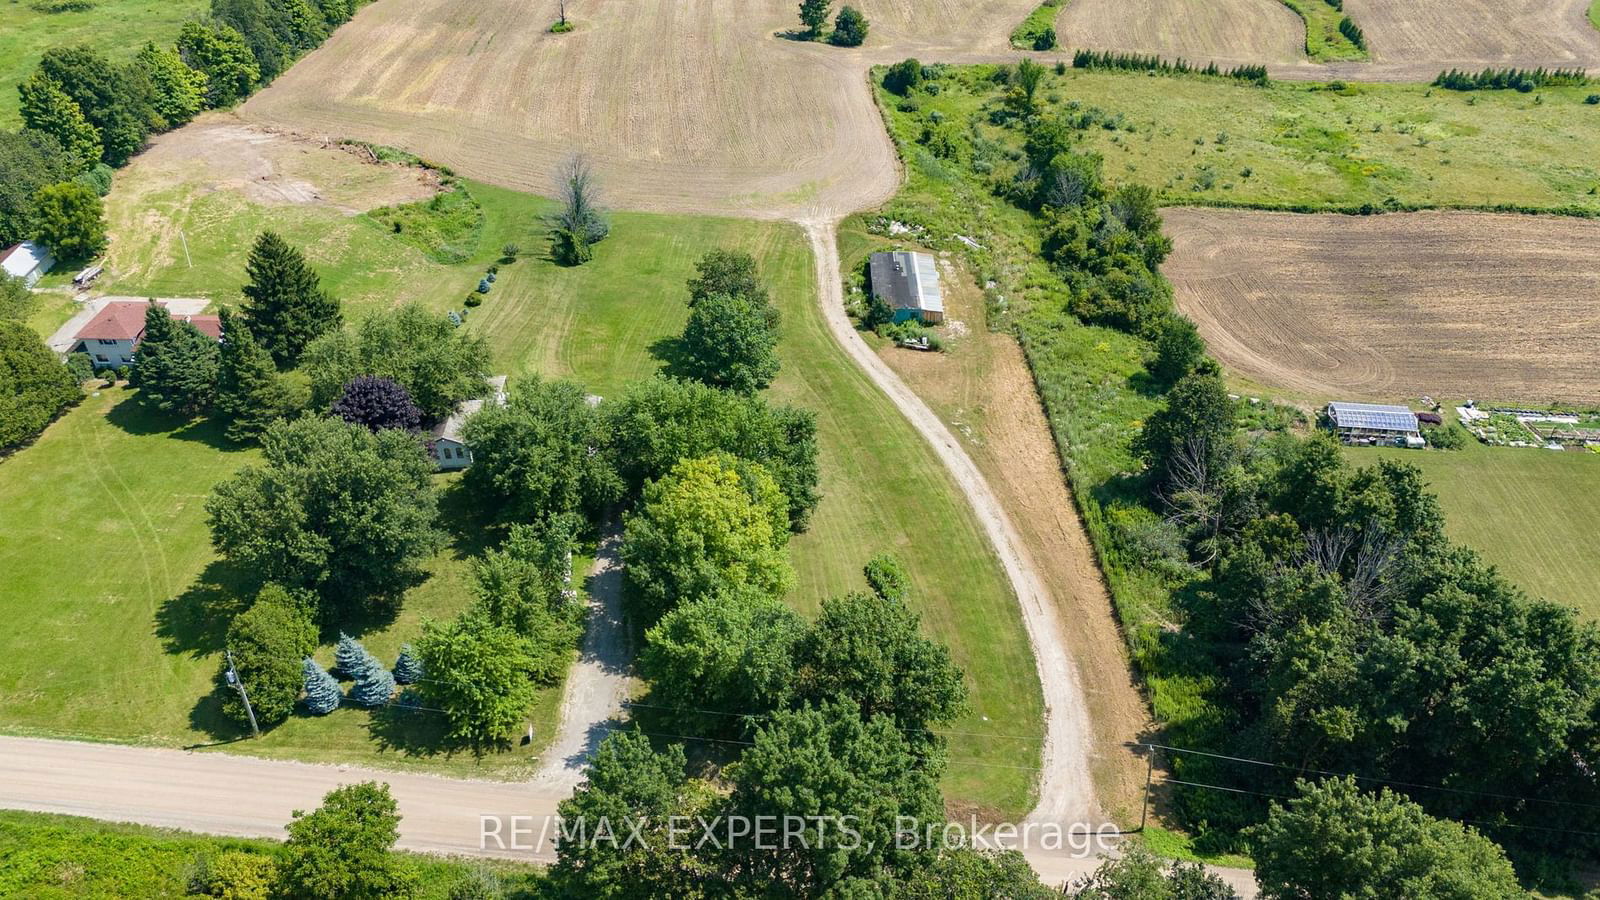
[869,251,944,325]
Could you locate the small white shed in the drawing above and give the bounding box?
[0,241,54,288]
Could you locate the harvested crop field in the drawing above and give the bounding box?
[1343,0,1600,70]
[1163,208,1600,404]
[239,0,1036,218]
[1056,0,1307,66]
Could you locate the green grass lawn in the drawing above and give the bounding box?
[0,0,207,128]
[912,66,1600,213]
[1277,0,1367,61]
[1347,442,1600,617]
[8,166,1042,812]
[1592,0,1600,31]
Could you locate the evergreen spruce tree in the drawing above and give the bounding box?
[213,306,295,442]
[302,658,342,715]
[349,662,396,708]
[333,632,369,680]
[240,231,341,367]
[128,300,220,417]
[393,644,423,685]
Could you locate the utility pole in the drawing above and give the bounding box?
[225,649,261,739]
[1139,744,1154,832]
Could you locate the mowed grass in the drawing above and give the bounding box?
[16,167,1041,811]
[918,67,1600,212]
[1348,442,1600,616]
[0,0,207,128]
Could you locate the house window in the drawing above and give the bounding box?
[95,355,109,363]
[97,339,118,346]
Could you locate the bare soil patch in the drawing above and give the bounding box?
[1163,207,1600,404]
[1344,0,1600,70]
[876,252,1150,826]
[1056,0,1307,66]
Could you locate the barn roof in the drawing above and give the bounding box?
[1328,402,1419,432]
[869,251,943,315]
[2,241,52,279]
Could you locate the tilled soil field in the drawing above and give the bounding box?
[1343,0,1600,70]
[1163,207,1600,404]
[1055,0,1308,66]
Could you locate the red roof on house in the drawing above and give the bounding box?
[73,302,224,343]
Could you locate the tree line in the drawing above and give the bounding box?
[2,0,366,260]
[1070,51,1269,86]
[1433,66,1591,92]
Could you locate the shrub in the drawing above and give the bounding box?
[301,658,341,715]
[222,585,318,729]
[829,5,868,46]
[549,20,573,33]
[883,58,923,96]
[1587,94,1600,104]
[500,242,521,261]
[186,849,277,900]
[1337,15,1365,49]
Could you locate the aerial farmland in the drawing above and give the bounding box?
[1,0,1598,895]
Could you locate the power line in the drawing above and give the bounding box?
[1135,741,1600,814]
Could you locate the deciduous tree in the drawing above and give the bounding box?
[605,377,820,529]
[686,249,767,308]
[413,609,538,745]
[16,73,101,170]
[206,417,441,616]
[461,376,621,525]
[178,19,260,107]
[331,375,422,432]
[1246,778,1519,900]
[640,587,806,731]
[135,43,208,128]
[676,292,780,394]
[547,155,609,266]
[798,0,832,37]
[277,782,416,899]
[622,455,793,624]
[33,46,158,166]
[300,302,489,420]
[829,5,869,46]
[223,584,318,729]
[0,320,79,451]
[30,181,105,261]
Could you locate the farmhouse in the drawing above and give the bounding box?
[1327,401,1423,446]
[1,241,53,287]
[69,300,222,368]
[869,251,944,325]
[429,375,508,470]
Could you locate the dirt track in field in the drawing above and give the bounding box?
[240,0,1038,220]
[1057,0,1307,65]
[1163,207,1600,404]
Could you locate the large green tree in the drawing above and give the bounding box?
[178,19,260,107]
[622,454,793,624]
[30,181,105,261]
[639,586,806,732]
[205,416,441,617]
[1246,778,1520,900]
[412,609,539,746]
[278,782,417,899]
[222,583,318,729]
[552,732,716,898]
[0,130,84,247]
[16,74,101,171]
[798,0,832,37]
[467,518,585,684]
[726,699,944,892]
[605,377,820,529]
[135,42,208,128]
[300,302,490,420]
[240,231,341,366]
[128,301,220,417]
[0,320,79,451]
[460,376,621,525]
[33,46,158,166]
[212,306,298,442]
[687,249,768,308]
[676,292,780,394]
[791,589,968,741]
